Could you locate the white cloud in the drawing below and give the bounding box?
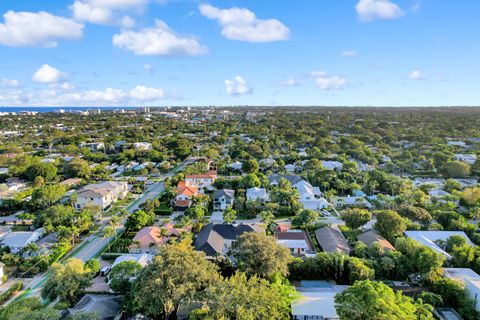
[311,71,347,90]
[0,84,173,106]
[32,64,65,84]
[71,0,146,25]
[341,50,358,57]
[225,76,252,96]
[356,0,403,21]
[113,20,207,56]
[0,11,83,47]
[1,79,19,87]
[409,69,423,80]
[129,85,164,101]
[281,77,300,87]
[199,4,289,43]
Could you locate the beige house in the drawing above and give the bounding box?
[76,181,128,211]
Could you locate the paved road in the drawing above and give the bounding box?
[19,158,193,300]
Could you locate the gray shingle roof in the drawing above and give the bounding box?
[315,226,351,254]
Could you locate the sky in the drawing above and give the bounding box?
[0,0,479,107]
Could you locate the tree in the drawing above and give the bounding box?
[342,208,371,229]
[431,278,479,319]
[241,173,261,188]
[223,206,237,223]
[66,313,101,320]
[440,161,471,178]
[0,297,60,320]
[242,159,259,174]
[231,232,292,279]
[30,184,66,210]
[397,206,432,225]
[125,210,154,232]
[335,280,433,320]
[292,209,319,229]
[127,241,220,319]
[25,162,57,182]
[109,260,142,294]
[85,258,101,275]
[195,273,297,320]
[64,158,91,179]
[41,258,92,305]
[462,187,480,206]
[374,210,406,241]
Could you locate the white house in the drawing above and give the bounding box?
[246,187,270,202]
[444,268,480,311]
[133,142,153,151]
[284,164,298,174]
[213,189,235,212]
[76,181,128,211]
[404,231,475,259]
[1,228,45,254]
[227,161,243,171]
[275,230,314,256]
[294,180,329,210]
[184,171,217,190]
[112,253,153,268]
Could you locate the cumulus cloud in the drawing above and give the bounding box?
[113,20,207,57]
[71,0,146,25]
[1,79,19,87]
[311,71,347,90]
[409,69,423,80]
[0,11,83,47]
[32,64,65,84]
[356,0,403,21]
[199,4,289,43]
[225,76,252,96]
[0,84,173,106]
[341,50,358,57]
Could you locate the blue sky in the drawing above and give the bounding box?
[0,0,479,107]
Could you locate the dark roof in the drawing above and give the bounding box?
[194,223,258,256]
[315,226,352,254]
[213,189,235,200]
[67,294,123,320]
[268,174,303,186]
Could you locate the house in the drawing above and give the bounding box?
[357,230,396,251]
[246,187,269,202]
[292,281,349,320]
[285,164,297,174]
[0,262,4,283]
[112,253,153,268]
[66,294,123,320]
[333,196,372,209]
[76,181,129,211]
[322,160,343,171]
[454,153,477,165]
[268,174,303,187]
[174,184,199,211]
[133,142,153,151]
[79,142,105,152]
[227,161,243,171]
[275,230,315,256]
[5,178,27,191]
[1,228,45,254]
[184,171,217,190]
[130,224,190,253]
[404,231,474,259]
[294,180,329,210]
[443,268,480,311]
[194,223,262,258]
[212,189,235,212]
[60,178,82,188]
[315,226,352,255]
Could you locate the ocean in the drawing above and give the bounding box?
[0,106,139,113]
